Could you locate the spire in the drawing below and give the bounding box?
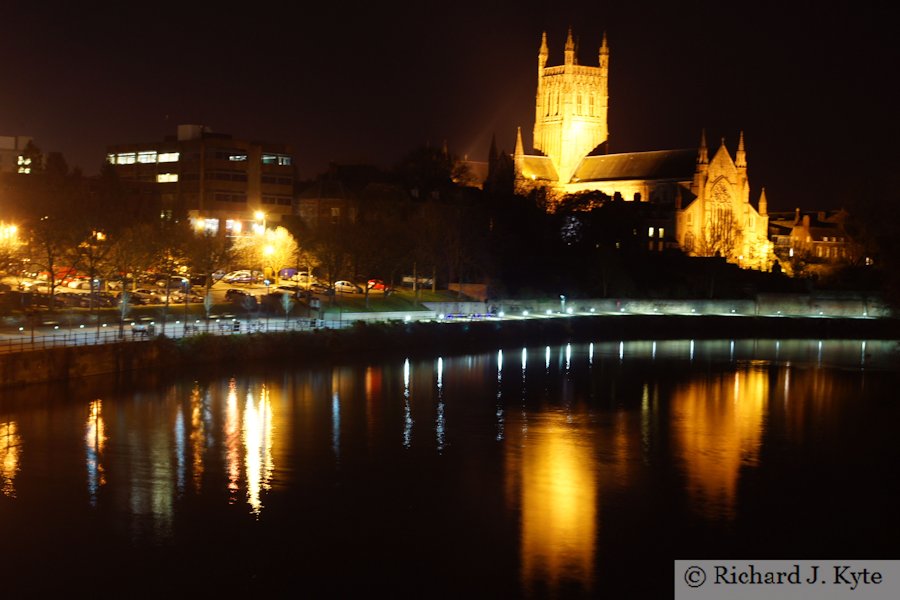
[697,129,708,165]
[538,31,548,71]
[599,31,609,68]
[736,130,747,168]
[564,26,575,65]
[758,187,768,216]
[514,126,524,157]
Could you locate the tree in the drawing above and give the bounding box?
[232,226,299,284]
[185,230,234,296]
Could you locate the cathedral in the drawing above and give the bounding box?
[512,28,773,271]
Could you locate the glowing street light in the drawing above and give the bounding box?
[253,210,267,234]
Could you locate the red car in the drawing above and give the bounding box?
[367,279,393,293]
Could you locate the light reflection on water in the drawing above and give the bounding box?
[0,420,21,498]
[505,410,597,596]
[0,338,896,596]
[671,369,768,520]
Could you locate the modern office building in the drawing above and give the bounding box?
[106,124,296,235]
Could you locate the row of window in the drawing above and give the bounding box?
[542,90,603,117]
[213,192,247,203]
[261,153,292,166]
[207,170,248,182]
[261,175,294,185]
[108,151,292,166]
[262,196,293,206]
[108,152,179,165]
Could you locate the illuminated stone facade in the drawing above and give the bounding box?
[513,29,773,270]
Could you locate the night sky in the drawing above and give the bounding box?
[1,1,895,212]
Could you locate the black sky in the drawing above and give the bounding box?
[1,1,896,212]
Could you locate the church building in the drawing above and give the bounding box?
[512,28,773,270]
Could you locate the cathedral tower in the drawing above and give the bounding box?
[532,28,609,183]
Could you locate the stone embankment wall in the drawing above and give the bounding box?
[2,311,899,389]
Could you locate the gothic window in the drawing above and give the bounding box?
[589,94,594,115]
[684,232,694,252]
[712,181,731,205]
[576,93,582,115]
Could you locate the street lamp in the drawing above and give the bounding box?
[254,210,266,235]
[559,294,566,314]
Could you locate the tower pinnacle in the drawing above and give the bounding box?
[564,27,575,65]
[736,131,747,168]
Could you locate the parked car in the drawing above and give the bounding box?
[56,291,90,307]
[155,275,190,291]
[276,284,310,299]
[67,277,95,290]
[309,282,334,296]
[366,279,393,292]
[18,280,50,293]
[222,270,260,284]
[334,280,363,294]
[225,288,257,308]
[85,292,117,307]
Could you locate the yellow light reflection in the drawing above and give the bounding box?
[672,368,768,520]
[85,400,107,505]
[190,385,206,492]
[0,421,22,498]
[243,385,274,516]
[225,379,240,502]
[509,412,596,595]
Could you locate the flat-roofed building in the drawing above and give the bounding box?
[106,124,296,235]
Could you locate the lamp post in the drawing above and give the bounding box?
[254,210,267,235]
[559,294,566,314]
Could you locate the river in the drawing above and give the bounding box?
[1,338,898,598]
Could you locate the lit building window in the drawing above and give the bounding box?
[116,153,136,165]
[658,227,664,239]
[156,173,178,183]
[262,153,292,166]
[137,151,158,163]
[158,152,179,163]
[648,227,654,238]
[106,153,116,164]
[229,154,247,161]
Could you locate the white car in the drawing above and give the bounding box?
[67,277,95,290]
[333,280,363,294]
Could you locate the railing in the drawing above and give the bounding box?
[0,318,343,355]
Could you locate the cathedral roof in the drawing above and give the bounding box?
[459,160,488,186]
[519,155,559,181]
[571,149,696,183]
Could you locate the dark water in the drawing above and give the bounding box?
[1,339,898,598]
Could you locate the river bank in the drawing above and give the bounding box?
[2,313,900,389]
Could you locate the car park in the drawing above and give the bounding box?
[334,280,363,294]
